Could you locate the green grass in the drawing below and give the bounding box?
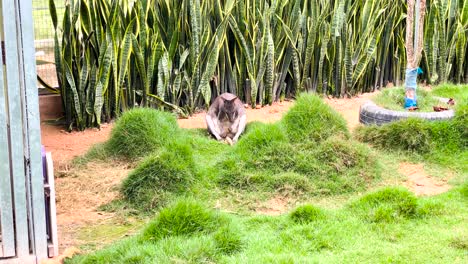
[68,90,467,263]
[373,87,440,111]
[355,99,468,172]
[372,84,468,112]
[432,84,468,101]
[282,93,349,142]
[105,108,181,160]
[121,143,196,211]
[65,185,468,263]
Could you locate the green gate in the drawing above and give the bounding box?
[0,0,49,263]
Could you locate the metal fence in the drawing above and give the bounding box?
[1,0,49,263]
[33,0,64,90]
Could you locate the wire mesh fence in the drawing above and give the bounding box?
[33,0,64,91]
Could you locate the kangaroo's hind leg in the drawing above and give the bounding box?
[206,115,223,141]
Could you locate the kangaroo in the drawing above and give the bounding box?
[206,93,246,144]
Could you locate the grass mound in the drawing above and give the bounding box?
[141,200,222,242]
[282,93,349,143]
[106,108,180,160]
[315,137,381,189]
[121,143,195,210]
[290,204,326,224]
[219,136,380,195]
[355,118,432,152]
[236,123,288,158]
[349,187,418,222]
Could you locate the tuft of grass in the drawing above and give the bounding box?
[416,199,445,218]
[290,204,326,224]
[282,93,349,143]
[73,143,110,165]
[349,187,418,222]
[141,199,223,242]
[105,108,180,160]
[213,225,244,255]
[121,143,195,211]
[373,87,439,112]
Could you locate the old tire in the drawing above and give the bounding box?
[359,100,455,126]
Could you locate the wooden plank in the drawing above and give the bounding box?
[46,152,59,258]
[16,0,48,260]
[1,0,30,257]
[0,16,15,257]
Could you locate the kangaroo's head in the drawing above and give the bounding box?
[222,97,238,122]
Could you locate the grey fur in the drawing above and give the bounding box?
[206,93,247,143]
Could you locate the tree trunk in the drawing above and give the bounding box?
[405,0,426,107]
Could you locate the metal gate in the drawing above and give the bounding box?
[0,0,48,263]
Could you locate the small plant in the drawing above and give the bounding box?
[282,94,349,143]
[121,143,195,210]
[106,108,180,160]
[290,205,326,224]
[349,187,418,222]
[141,200,222,242]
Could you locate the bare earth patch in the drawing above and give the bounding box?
[323,91,378,130]
[54,162,132,252]
[255,196,290,216]
[398,162,451,196]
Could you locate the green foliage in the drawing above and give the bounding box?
[52,0,468,130]
[290,205,326,224]
[349,187,418,222]
[141,200,222,242]
[282,94,349,143]
[121,143,195,211]
[106,108,180,160]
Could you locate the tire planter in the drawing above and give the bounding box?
[359,100,455,126]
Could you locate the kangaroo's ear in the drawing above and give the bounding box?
[229,97,238,102]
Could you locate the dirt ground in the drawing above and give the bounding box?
[39,92,451,258]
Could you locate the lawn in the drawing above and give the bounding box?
[65,85,467,263]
